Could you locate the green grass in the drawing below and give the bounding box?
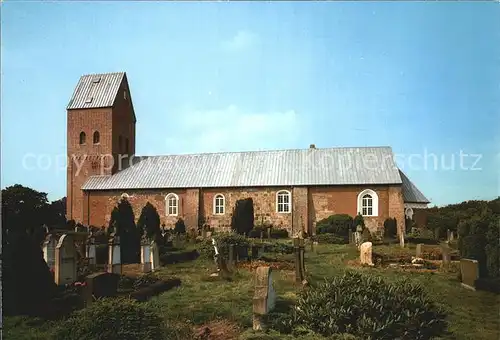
[4,243,500,339]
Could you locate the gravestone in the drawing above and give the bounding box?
[252,266,276,331]
[107,233,121,275]
[54,234,77,285]
[416,243,424,258]
[140,235,152,273]
[354,225,363,247]
[82,272,120,307]
[150,240,160,272]
[298,238,306,279]
[441,244,451,269]
[86,234,96,269]
[359,242,374,266]
[228,244,236,269]
[211,238,221,275]
[43,233,58,273]
[460,259,479,291]
[293,238,303,283]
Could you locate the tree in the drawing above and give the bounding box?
[108,198,140,263]
[137,202,161,241]
[231,198,254,235]
[1,185,56,316]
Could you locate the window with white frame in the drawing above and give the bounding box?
[357,189,378,217]
[214,194,225,215]
[276,190,291,213]
[165,193,179,216]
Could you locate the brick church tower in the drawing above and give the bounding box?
[66,72,136,223]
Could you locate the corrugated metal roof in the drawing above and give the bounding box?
[399,170,429,203]
[67,72,125,109]
[82,147,404,190]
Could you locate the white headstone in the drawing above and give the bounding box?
[253,266,276,331]
[55,234,77,285]
[43,234,58,271]
[108,235,121,274]
[150,241,160,272]
[360,241,374,266]
[141,243,152,273]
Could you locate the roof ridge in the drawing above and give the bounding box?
[134,146,393,158]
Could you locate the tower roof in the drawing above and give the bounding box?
[67,72,126,110]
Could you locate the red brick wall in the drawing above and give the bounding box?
[67,77,136,222]
[309,185,391,233]
[388,186,405,236]
[82,185,406,236]
[67,108,113,222]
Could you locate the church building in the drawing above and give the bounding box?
[66,72,429,235]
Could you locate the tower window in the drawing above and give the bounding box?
[93,131,100,144]
[79,132,86,145]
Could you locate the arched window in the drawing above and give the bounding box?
[79,132,86,145]
[165,193,179,216]
[276,190,291,213]
[357,189,379,217]
[213,194,225,215]
[93,131,100,144]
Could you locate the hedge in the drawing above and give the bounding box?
[316,214,353,237]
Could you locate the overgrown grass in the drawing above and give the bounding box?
[4,243,499,339]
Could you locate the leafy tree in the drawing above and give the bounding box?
[1,184,57,316]
[108,198,140,263]
[137,202,161,241]
[352,213,365,230]
[230,198,254,235]
[174,218,186,235]
[383,218,397,238]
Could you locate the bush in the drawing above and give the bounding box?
[198,233,250,260]
[361,228,372,243]
[264,242,294,254]
[475,277,500,294]
[352,213,365,229]
[52,298,171,340]
[174,218,186,235]
[461,235,488,277]
[316,214,353,237]
[231,198,254,235]
[137,202,161,241]
[405,228,438,245]
[267,271,447,339]
[314,233,347,244]
[270,228,289,239]
[383,218,397,238]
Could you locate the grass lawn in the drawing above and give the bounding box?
[4,243,500,340]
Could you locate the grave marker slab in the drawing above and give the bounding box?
[54,234,77,285]
[360,242,374,266]
[150,240,160,272]
[460,259,479,291]
[107,234,121,275]
[253,266,276,331]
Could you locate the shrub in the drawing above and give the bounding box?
[198,233,250,260]
[231,198,254,235]
[405,228,438,245]
[383,218,397,238]
[267,271,447,339]
[316,214,353,237]
[361,227,372,243]
[352,213,365,229]
[264,242,294,254]
[405,217,415,234]
[314,233,347,244]
[461,235,488,277]
[52,298,171,340]
[485,220,499,278]
[270,228,289,239]
[137,202,161,241]
[173,218,186,235]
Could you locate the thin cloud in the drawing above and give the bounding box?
[222,30,259,52]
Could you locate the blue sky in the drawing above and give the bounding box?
[2,2,499,206]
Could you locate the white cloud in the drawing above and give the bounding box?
[163,105,302,154]
[222,30,259,52]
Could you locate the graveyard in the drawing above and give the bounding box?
[2,187,499,340]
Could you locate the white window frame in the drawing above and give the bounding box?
[213,194,225,215]
[276,190,292,214]
[357,189,379,217]
[165,193,179,216]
